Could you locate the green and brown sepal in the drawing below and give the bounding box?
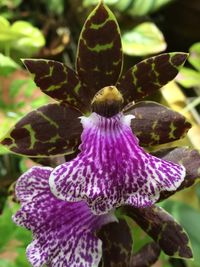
[1,104,82,157]
[118,53,188,105]
[76,1,123,94]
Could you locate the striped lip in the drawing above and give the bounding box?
[49,112,185,214]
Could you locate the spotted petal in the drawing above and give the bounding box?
[117,52,188,105]
[76,1,123,94]
[23,59,89,112]
[1,103,82,157]
[49,112,185,215]
[121,205,193,259]
[124,101,191,146]
[13,166,115,267]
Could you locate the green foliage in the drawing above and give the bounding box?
[0,53,19,76]
[83,0,175,16]
[122,22,166,56]
[0,16,45,58]
[0,200,31,267]
[176,42,200,88]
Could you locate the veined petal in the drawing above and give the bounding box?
[49,113,185,215]
[13,167,115,267]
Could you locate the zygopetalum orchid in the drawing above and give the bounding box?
[1,1,200,267]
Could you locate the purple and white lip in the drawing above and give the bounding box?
[13,166,115,267]
[49,109,185,215]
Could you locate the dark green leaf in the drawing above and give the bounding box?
[131,242,161,267]
[0,104,82,157]
[23,59,89,112]
[76,1,123,93]
[118,52,188,105]
[121,205,193,259]
[98,219,133,267]
[152,147,200,201]
[124,101,191,146]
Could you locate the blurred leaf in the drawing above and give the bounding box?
[121,205,193,259]
[161,200,200,266]
[0,201,31,267]
[122,22,166,56]
[176,67,200,88]
[83,0,175,16]
[0,16,45,57]
[125,101,191,146]
[189,42,200,72]
[0,54,19,76]
[1,103,82,157]
[76,1,123,93]
[118,52,188,105]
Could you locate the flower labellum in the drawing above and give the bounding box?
[13,167,116,267]
[49,86,186,214]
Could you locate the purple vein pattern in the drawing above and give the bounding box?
[13,166,115,267]
[49,113,186,214]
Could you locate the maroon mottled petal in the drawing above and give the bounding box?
[118,52,188,105]
[121,205,193,259]
[131,242,161,267]
[76,2,123,95]
[153,147,200,201]
[124,101,191,146]
[23,59,89,112]
[1,104,82,157]
[98,220,133,267]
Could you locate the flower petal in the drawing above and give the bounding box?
[76,2,123,94]
[23,59,89,112]
[13,166,115,267]
[49,113,185,215]
[1,104,82,157]
[124,101,191,146]
[121,205,193,259]
[117,52,188,105]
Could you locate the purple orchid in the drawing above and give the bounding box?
[49,86,185,214]
[13,166,115,267]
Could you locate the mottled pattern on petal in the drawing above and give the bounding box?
[13,167,115,267]
[49,113,185,215]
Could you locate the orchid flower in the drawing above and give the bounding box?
[1,1,198,266]
[13,166,115,267]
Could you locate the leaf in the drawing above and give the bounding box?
[76,1,123,94]
[176,67,200,88]
[0,53,19,76]
[122,22,166,56]
[189,42,200,72]
[161,200,200,266]
[117,52,188,105]
[124,101,191,146]
[0,103,82,157]
[121,205,193,259]
[153,147,200,201]
[98,219,133,267]
[131,242,161,267]
[23,59,89,112]
[0,18,45,56]
[0,202,31,267]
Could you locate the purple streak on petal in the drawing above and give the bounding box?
[49,113,185,215]
[13,167,115,267]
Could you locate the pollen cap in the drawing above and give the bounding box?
[91,86,124,117]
